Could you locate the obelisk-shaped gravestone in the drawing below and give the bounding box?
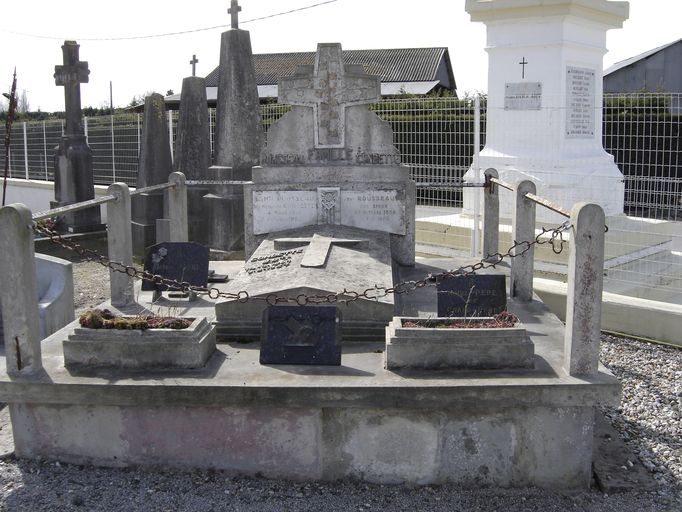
[174,56,211,246]
[205,0,264,256]
[131,93,173,257]
[52,40,103,233]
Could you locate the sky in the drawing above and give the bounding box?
[0,0,680,112]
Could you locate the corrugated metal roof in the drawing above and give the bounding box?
[605,38,682,76]
[205,47,451,87]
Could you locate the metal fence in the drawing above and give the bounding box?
[2,94,681,303]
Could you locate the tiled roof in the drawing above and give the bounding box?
[205,47,453,88]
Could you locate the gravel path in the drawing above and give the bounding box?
[0,260,679,511]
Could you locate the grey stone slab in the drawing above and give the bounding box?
[217,224,395,332]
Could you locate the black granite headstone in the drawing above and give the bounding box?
[260,306,341,365]
[437,274,507,317]
[142,242,209,292]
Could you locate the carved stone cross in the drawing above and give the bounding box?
[228,0,241,29]
[274,234,367,268]
[54,40,89,137]
[278,43,380,148]
[190,54,198,76]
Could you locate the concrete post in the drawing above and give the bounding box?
[167,172,188,242]
[0,204,43,376]
[564,203,606,376]
[482,168,499,262]
[155,219,171,244]
[510,180,536,302]
[107,183,135,307]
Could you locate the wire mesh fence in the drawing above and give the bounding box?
[1,93,681,302]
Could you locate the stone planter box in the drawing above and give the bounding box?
[63,317,216,369]
[385,316,534,370]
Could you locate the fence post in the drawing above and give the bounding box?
[23,122,28,179]
[564,203,605,376]
[482,168,499,261]
[510,179,536,302]
[110,114,116,182]
[0,204,43,376]
[167,172,188,242]
[84,116,89,143]
[471,96,482,257]
[107,183,135,307]
[168,111,174,163]
[43,121,48,180]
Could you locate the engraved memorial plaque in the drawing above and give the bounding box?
[341,190,406,234]
[504,82,542,110]
[252,191,317,234]
[566,66,596,139]
[142,242,209,292]
[436,274,507,318]
[317,187,340,225]
[260,305,342,365]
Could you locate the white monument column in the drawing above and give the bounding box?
[463,0,629,223]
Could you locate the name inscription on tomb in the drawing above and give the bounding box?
[244,248,304,275]
[504,82,542,110]
[252,189,406,235]
[566,66,595,139]
[261,149,400,166]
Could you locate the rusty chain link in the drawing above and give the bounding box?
[32,221,572,306]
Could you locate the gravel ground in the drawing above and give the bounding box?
[0,259,679,511]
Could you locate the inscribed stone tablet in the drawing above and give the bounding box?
[253,191,317,234]
[436,274,506,318]
[504,82,542,110]
[566,66,595,139]
[341,190,405,234]
[260,306,341,365]
[142,242,209,291]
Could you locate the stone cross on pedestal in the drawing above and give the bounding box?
[229,0,241,29]
[274,234,367,268]
[190,54,198,76]
[54,40,89,136]
[279,43,380,148]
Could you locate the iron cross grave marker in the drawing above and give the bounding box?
[260,305,341,365]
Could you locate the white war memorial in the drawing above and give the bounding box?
[2,0,659,492]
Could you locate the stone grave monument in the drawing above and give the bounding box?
[173,56,211,246]
[52,40,103,233]
[132,93,173,257]
[205,0,264,256]
[216,42,415,340]
[462,0,629,223]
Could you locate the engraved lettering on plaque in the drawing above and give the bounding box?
[504,82,542,110]
[566,66,595,139]
[252,191,317,234]
[340,190,406,234]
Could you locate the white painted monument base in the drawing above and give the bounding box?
[463,155,625,223]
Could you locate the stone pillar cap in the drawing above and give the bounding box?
[465,0,629,27]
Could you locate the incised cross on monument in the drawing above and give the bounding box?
[54,40,89,137]
[274,234,367,268]
[278,43,381,148]
[519,57,528,79]
[190,54,199,76]
[229,0,241,29]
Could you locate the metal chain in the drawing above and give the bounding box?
[32,221,572,306]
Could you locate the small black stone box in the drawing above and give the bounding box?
[436,274,507,317]
[142,242,209,291]
[260,306,341,365]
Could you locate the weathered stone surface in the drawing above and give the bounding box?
[132,93,172,256]
[63,317,215,370]
[385,316,534,370]
[174,76,211,245]
[216,224,394,340]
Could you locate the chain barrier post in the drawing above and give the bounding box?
[564,202,605,377]
[167,172,188,242]
[510,179,536,301]
[482,168,499,262]
[0,203,43,376]
[107,183,135,307]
